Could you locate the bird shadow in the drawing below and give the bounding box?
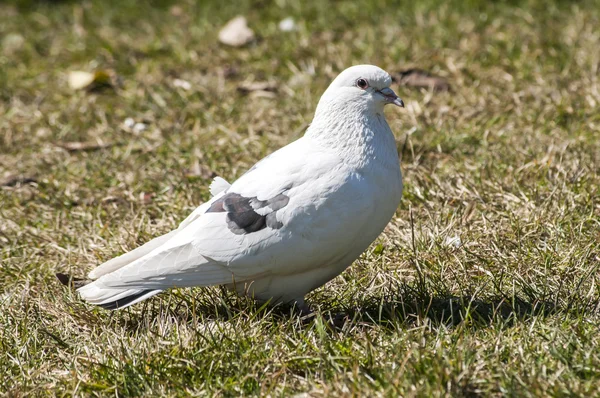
[331,290,558,331]
[104,284,564,335]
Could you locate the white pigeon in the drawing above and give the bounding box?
[65,65,405,311]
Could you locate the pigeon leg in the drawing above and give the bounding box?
[293,298,313,316]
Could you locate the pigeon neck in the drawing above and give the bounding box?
[305,102,398,168]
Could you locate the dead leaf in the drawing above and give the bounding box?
[0,175,37,187]
[462,201,476,224]
[172,78,192,90]
[141,192,155,204]
[218,16,255,47]
[393,69,450,92]
[100,195,120,204]
[221,65,239,79]
[185,159,216,179]
[237,81,277,94]
[56,141,117,152]
[68,70,113,90]
[169,5,183,16]
[249,90,277,99]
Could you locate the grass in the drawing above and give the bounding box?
[1,0,600,395]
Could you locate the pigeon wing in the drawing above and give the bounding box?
[85,138,366,291]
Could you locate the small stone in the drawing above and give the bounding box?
[133,122,147,134]
[278,17,296,32]
[123,117,135,128]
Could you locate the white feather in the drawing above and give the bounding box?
[209,176,231,196]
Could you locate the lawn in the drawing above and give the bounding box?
[1,0,600,396]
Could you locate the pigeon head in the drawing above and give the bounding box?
[318,65,404,113]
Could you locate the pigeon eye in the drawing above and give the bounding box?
[356,78,369,89]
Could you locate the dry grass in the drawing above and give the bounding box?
[1,0,600,396]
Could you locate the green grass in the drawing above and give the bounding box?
[1,0,600,395]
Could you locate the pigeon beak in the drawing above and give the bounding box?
[378,87,405,108]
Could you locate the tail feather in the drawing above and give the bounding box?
[77,281,162,310]
[97,289,161,310]
[88,230,178,279]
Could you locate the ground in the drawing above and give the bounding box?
[1,0,600,396]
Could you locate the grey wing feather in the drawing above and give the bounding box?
[207,192,289,235]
